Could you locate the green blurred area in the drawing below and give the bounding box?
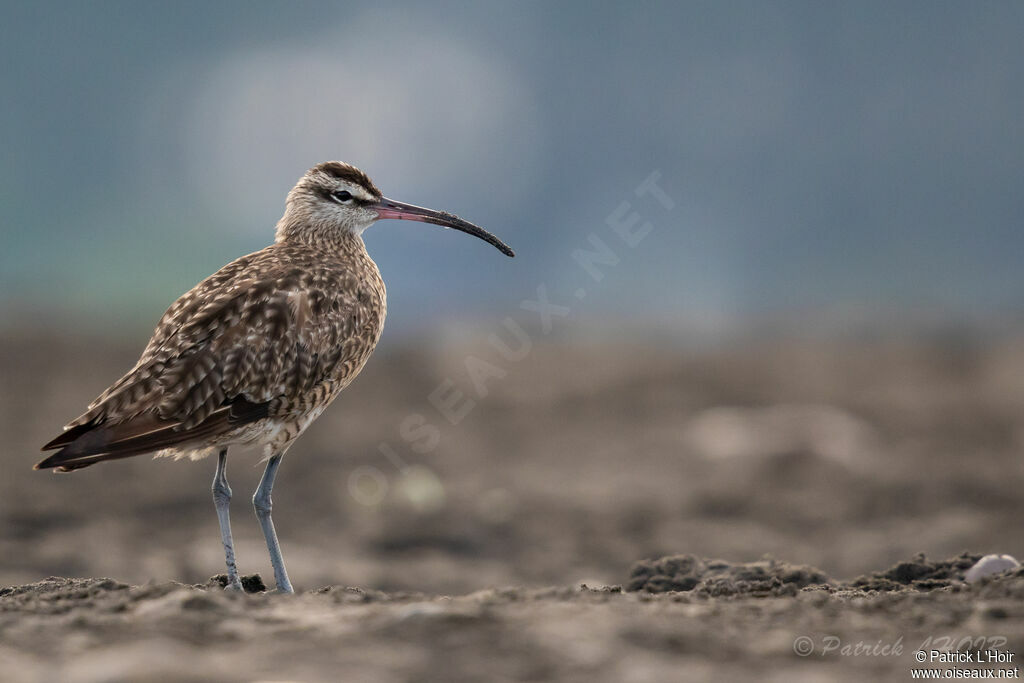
[3,1,1024,337]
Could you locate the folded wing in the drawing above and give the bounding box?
[37,252,367,472]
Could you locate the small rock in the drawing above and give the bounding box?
[966,554,1020,583]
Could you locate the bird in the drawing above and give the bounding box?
[35,161,514,593]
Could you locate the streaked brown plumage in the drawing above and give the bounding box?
[39,236,386,470]
[36,161,514,591]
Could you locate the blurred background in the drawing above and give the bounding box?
[2,1,1023,592]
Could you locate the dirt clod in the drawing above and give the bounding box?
[850,552,981,591]
[208,573,267,593]
[627,554,832,595]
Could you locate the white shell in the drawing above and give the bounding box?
[965,554,1020,583]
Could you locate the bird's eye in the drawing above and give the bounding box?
[331,190,353,204]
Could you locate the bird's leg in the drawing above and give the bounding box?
[212,449,242,591]
[253,454,294,593]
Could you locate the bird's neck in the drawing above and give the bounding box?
[274,214,368,259]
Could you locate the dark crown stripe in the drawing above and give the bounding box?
[313,161,382,198]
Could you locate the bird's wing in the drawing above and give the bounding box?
[39,250,381,469]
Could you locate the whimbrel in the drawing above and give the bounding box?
[36,161,514,592]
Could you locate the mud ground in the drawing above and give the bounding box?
[3,554,1024,682]
[2,328,1024,681]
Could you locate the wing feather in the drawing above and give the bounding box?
[38,244,383,470]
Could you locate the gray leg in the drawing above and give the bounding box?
[212,449,242,591]
[253,454,294,593]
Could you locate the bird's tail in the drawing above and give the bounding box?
[36,416,195,472]
[36,399,270,472]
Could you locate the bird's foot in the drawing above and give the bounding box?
[210,572,247,592]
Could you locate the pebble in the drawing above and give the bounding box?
[965,554,1020,583]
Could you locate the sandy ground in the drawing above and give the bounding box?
[3,555,1024,682]
[2,327,1024,681]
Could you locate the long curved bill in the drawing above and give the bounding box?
[373,197,515,257]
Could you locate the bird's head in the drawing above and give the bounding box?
[277,161,514,257]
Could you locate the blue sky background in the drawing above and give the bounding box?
[3,1,1023,339]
